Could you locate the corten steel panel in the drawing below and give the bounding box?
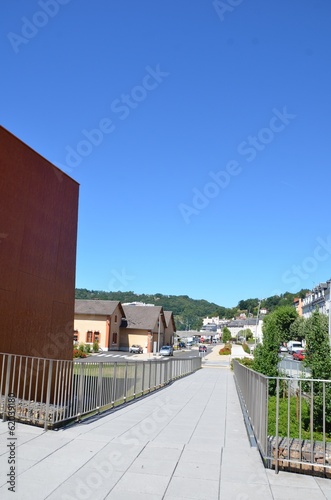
[0,126,79,361]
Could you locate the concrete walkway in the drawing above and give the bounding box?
[0,346,331,499]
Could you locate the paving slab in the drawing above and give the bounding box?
[0,346,330,499]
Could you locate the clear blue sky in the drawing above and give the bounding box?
[2,0,331,307]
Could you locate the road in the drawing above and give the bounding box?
[75,344,213,363]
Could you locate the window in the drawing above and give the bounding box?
[94,331,100,342]
[86,331,93,343]
[114,315,118,323]
[73,330,78,342]
[112,332,118,344]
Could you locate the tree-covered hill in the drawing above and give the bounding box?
[75,289,222,331]
[75,288,310,331]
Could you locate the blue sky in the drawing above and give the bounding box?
[2,0,331,308]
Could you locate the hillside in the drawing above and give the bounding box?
[75,288,310,331]
[75,289,222,331]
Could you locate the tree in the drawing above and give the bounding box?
[252,312,280,380]
[252,307,297,393]
[304,309,331,380]
[237,328,253,341]
[222,327,231,343]
[273,306,298,343]
[303,309,331,432]
[289,316,306,342]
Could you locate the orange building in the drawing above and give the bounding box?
[0,127,79,361]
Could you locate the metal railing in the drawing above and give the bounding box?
[0,353,201,430]
[278,357,311,378]
[233,360,331,477]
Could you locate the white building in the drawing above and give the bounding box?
[223,318,264,343]
[302,280,331,319]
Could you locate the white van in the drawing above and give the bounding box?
[287,340,302,354]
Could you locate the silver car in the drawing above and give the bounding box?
[159,346,173,356]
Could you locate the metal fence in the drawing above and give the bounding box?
[278,357,311,379]
[0,352,201,430]
[233,360,331,477]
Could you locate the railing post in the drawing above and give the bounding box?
[77,362,85,421]
[44,360,53,431]
[123,362,128,402]
[275,377,280,474]
[97,363,103,413]
[3,354,12,422]
[133,362,138,398]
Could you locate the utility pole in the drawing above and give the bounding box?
[255,300,262,347]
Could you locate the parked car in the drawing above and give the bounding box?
[159,345,173,356]
[129,345,143,354]
[199,345,207,353]
[178,342,186,348]
[293,350,305,361]
[287,341,302,354]
[279,345,287,353]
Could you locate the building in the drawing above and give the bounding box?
[293,297,303,316]
[0,127,79,361]
[164,310,176,346]
[224,318,263,342]
[302,281,331,319]
[121,305,167,353]
[74,299,126,351]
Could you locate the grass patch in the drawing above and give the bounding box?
[268,395,331,441]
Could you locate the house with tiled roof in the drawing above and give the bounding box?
[164,310,176,346]
[120,305,167,353]
[74,299,126,351]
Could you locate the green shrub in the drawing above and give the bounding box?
[242,342,251,354]
[230,357,254,370]
[92,340,100,353]
[267,395,331,441]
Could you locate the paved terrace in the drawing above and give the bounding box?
[0,345,331,499]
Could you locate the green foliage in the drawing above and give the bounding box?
[252,306,297,392]
[289,316,306,342]
[303,309,331,433]
[238,298,259,312]
[268,394,331,441]
[272,305,298,343]
[222,327,231,343]
[304,309,331,380]
[231,357,254,370]
[261,289,309,313]
[238,328,253,341]
[92,340,100,353]
[242,342,251,354]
